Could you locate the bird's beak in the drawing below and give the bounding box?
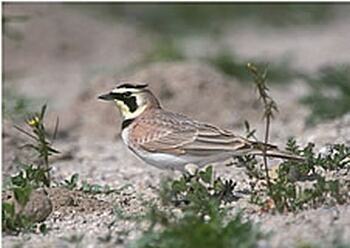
[98,92,115,101]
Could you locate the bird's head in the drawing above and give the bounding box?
[98,82,161,120]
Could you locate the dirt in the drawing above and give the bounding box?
[2,3,350,248]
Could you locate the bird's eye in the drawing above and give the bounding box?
[123,92,132,97]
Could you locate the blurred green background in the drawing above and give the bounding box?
[3,3,350,125]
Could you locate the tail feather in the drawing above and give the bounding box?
[249,142,304,161]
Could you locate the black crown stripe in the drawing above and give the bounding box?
[117,84,148,89]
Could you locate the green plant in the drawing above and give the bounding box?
[301,65,350,125]
[79,180,119,194]
[246,63,279,192]
[2,202,34,234]
[2,105,58,234]
[130,205,262,248]
[2,165,52,234]
[10,164,50,199]
[242,64,350,212]
[126,165,263,247]
[248,138,350,212]
[60,173,122,194]
[160,166,237,215]
[61,173,80,190]
[14,104,59,186]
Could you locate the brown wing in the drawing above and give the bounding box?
[182,122,254,156]
[132,110,253,156]
[129,111,196,155]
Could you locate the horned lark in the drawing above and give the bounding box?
[98,83,302,170]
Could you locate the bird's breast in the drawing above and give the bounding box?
[121,127,131,146]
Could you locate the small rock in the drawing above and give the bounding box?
[2,188,53,223]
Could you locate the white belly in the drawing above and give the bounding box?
[135,150,190,170]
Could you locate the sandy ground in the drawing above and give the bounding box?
[2,3,350,247]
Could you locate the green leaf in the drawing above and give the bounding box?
[13,184,32,206]
[199,166,213,184]
[2,202,15,217]
[39,104,47,120]
[39,223,48,235]
[70,173,79,186]
[47,146,60,154]
[172,179,187,193]
[11,171,26,187]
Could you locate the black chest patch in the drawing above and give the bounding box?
[122,118,135,129]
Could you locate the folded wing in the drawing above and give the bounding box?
[134,111,254,156]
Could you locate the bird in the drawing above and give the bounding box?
[98,83,303,171]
